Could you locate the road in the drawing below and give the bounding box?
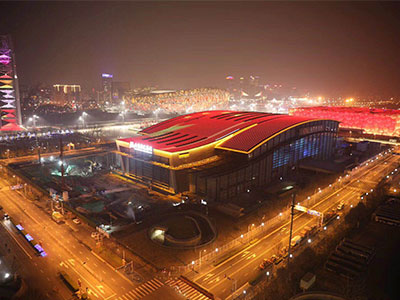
[187,152,400,299]
[0,176,177,300]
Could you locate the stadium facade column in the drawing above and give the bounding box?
[189,173,195,193]
[169,169,177,194]
[0,35,22,131]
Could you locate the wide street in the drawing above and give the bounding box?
[0,175,180,300]
[187,151,400,299]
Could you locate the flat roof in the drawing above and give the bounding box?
[117,111,320,154]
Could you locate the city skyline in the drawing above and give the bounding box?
[0,2,399,97]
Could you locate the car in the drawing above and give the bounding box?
[280,246,288,256]
[72,218,81,225]
[274,255,283,265]
[270,254,278,263]
[91,232,99,239]
[3,213,9,220]
[299,229,308,238]
[259,258,273,270]
[337,202,345,210]
[290,235,302,247]
[0,205,3,210]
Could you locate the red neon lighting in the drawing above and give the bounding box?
[290,106,400,136]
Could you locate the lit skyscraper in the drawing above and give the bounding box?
[102,73,113,104]
[0,35,22,131]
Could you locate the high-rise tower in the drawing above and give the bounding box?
[102,73,113,104]
[0,35,22,131]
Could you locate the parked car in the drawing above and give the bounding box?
[337,202,345,210]
[91,232,99,239]
[270,254,278,263]
[274,255,283,265]
[0,205,3,210]
[259,258,273,270]
[280,246,288,256]
[3,213,9,220]
[299,229,308,238]
[72,218,81,225]
[291,235,302,247]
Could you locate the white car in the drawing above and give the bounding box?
[72,218,81,225]
[337,202,345,210]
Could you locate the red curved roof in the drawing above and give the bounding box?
[118,111,317,153]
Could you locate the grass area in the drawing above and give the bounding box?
[81,200,105,213]
[161,216,199,240]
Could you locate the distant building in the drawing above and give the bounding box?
[290,106,400,136]
[227,75,263,101]
[52,84,81,107]
[241,76,263,100]
[116,111,338,201]
[0,35,22,131]
[112,81,130,100]
[102,73,113,104]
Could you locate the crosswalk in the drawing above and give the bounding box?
[116,278,164,300]
[165,278,212,300]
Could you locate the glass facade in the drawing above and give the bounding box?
[195,120,339,201]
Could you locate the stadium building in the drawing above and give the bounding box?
[290,106,400,137]
[116,111,339,201]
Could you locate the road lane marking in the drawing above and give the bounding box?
[246,253,256,260]
[96,285,105,294]
[87,288,99,298]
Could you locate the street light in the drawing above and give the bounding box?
[199,249,206,271]
[29,114,39,128]
[119,111,127,123]
[247,223,255,243]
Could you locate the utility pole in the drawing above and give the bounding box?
[59,137,65,188]
[35,132,41,164]
[287,192,296,272]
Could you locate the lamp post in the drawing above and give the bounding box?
[28,115,40,163]
[287,193,296,272]
[226,275,237,299]
[80,111,87,128]
[119,111,126,123]
[79,116,84,128]
[199,249,206,271]
[29,114,39,129]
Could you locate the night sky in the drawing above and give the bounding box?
[1,1,400,97]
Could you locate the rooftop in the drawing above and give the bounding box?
[118,111,316,154]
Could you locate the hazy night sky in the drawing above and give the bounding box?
[1,1,400,97]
